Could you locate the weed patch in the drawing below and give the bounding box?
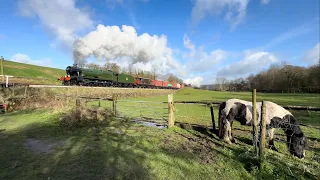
[59,106,114,128]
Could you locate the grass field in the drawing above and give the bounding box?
[0,108,319,180]
[87,88,320,127]
[1,87,319,179]
[2,60,65,84]
[129,88,320,107]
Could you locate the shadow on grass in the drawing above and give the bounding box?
[0,114,154,180]
[1,111,219,180]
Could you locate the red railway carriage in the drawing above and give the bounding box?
[171,82,177,89]
[162,81,168,88]
[134,77,152,88]
[152,80,163,87]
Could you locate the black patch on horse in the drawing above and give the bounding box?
[269,114,307,158]
[219,101,226,111]
[227,102,247,125]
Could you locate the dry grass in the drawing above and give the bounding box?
[59,106,114,128]
[1,87,65,112]
[47,87,176,99]
[1,86,174,113]
[7,77,52,85]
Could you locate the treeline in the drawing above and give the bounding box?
[215,62,320,93]
[84,62,184,84]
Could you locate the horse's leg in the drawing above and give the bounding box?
[218,112,227,139]
[218,116,223,139]
[267,128,278,152]
[223,120,232,144]
[229,120,237,143]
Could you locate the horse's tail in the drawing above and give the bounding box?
[218,101,226,139]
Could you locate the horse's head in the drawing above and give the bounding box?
[282,114,307,159]
[289,132,307,158]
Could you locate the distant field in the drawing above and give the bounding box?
[128,88,320,107]
[2,60,65,84]
[85,87,320,128]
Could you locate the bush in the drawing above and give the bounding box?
[59,106,114,128]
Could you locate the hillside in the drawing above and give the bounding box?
[1,60,65,85]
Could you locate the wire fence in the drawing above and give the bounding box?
[116,100,168,124]
[174,103,211,126]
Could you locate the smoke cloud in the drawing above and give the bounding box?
[73,24,183,75]
[183,76,203,87]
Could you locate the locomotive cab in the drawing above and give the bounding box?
[66,66,82,76]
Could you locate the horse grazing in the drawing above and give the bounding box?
[218,99,306,159]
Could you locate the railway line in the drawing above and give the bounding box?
[28,84,177,90]
[1,83,178,90]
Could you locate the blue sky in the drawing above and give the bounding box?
[0,0,319,86]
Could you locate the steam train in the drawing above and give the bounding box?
[58,65,185,89]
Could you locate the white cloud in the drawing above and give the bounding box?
[10,53,52,67]
[185,49,228,73]
[17,0,93,49]
[217,51,279,78]
[73,24,185,76]
[183,76,203,87]
[303,42,320,65]
[191,0,249,30]
[183,34,195,58]
[261,0,270,4]
[182,34,228,73]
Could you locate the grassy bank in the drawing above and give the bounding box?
[2,60,64,84]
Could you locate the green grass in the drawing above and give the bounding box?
[1,85,319,179]
[2,60,65,84]
[127,88,320,107]
[86,87,320,128]
[0,108,319,180]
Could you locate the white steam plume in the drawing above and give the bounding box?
[183,76,203,87]
[73,24,183,75]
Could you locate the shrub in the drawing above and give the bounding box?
[59,106,114,128]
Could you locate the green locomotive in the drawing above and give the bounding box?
[59,65,134,87]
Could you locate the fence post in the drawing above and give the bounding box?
[210,104,215,130]
[12,86,14,97]
[168,94,175,128]
[113,94,117,116]
[98,99,101,107]
[24,86,28,98]
[259,101,267,171]
[252,89,258,156]
[76,99,81,120]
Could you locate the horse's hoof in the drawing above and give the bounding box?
[232,139,237,144]
[224,139,232,144]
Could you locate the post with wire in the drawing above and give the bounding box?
[210,103,215,130]
[0,56,4,82]
[168,94,175,128]
[259,101,267,171]
[252,89,258,156]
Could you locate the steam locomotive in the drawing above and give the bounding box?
[58,65,184,89]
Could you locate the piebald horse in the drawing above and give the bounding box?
[218,99,306,158]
